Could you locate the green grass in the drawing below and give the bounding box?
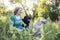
[40,21,60,40]
[0,15,60,40]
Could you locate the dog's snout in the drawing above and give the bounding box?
[42,21,46,24]
[41,19,46,24]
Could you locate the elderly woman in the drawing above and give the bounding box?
[10,7,23,31]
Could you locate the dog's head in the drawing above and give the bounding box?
[38,17,46,24]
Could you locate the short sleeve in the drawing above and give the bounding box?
[10,16,15,22]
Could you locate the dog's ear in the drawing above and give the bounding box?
[38,18,40,22]
[38,17,43,22]
[37,18,40,22]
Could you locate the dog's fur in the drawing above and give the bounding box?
[32,17,46,35]
[22,15,31,28]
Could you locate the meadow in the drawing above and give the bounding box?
[0,12,60,40]
[0,0,60,40]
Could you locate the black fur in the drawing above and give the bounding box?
[22,15,31,28]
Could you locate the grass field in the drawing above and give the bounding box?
[0,17,60,40]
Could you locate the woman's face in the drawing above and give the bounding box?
[17,8,22,15]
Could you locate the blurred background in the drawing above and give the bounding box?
[0,0,60,40]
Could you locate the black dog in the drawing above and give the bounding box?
[22,15,31,28]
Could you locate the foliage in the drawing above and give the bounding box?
[40,20,60,40]
[10,0,22,3]
[0,0,60,40]
[32,0,60,21]
[46,0,60,21]
[0,3,7,16]
[32,0,50,20]
[0,14,60,40]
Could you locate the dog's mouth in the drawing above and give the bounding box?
[42,21,46,24]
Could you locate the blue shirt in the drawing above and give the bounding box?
[10,15,23,29]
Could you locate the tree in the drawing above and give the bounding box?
[32,0,50,20]
[0,2,7,16]
[46,0,60,21]
[10,0,32,16]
